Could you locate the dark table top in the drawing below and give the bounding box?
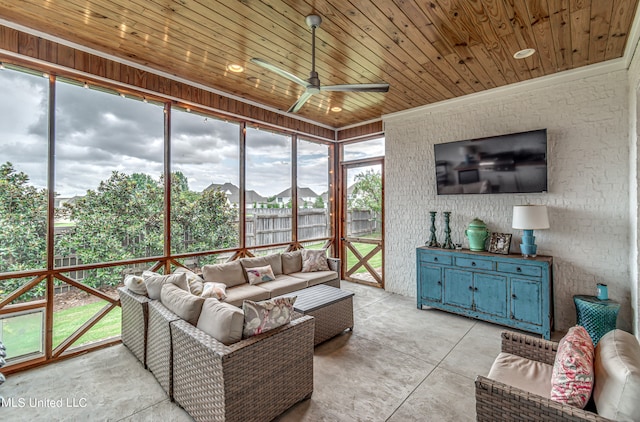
[290,284,354,313]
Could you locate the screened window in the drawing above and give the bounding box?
[53,81,165,268]
[297,139,330,241]
[343,137,384,161]
[170,107,240,256]
[0,67,49,276]
[245,127,292,247]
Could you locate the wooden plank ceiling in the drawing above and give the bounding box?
[0,0,637,128]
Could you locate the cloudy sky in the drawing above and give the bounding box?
[0,67,383,199]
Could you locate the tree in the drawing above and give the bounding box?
[0,162,48,300]
[0,162,48,270]
[313,196,325,208]
[349,170,383,235]
[56,170,238,288]
[350,170,382,214]
[55,171,164,287]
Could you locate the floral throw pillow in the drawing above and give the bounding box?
[550,325,595,408]
[201,282,227,300]
[242,296,297,338]
[301,249,330,272]
[245,265,276,285]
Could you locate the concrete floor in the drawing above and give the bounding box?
[3,281,519,421]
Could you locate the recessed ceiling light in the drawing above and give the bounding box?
[513,48,536,59]
[330,106,342,112]
[227,64,244,73]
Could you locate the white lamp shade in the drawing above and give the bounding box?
[512,205,550,230]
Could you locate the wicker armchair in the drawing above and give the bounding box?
[171,314,315,422]
[146,300,182,398]
[118,287,151,367]
[475,331,613,422]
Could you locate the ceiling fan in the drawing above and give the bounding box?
[250,15,390,113]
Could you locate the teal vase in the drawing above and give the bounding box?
[465,218,489,251]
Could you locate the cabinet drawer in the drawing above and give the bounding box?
[420,254,452,265]
[455,257,493,270]
[497,262,542,277]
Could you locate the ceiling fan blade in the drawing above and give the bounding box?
[288,91,315,113]
[321,83,390,93]
[250,58,308,88]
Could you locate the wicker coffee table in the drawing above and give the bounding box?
[287,284,354,345]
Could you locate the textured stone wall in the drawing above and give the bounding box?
[384,70,632,332]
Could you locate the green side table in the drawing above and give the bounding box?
[573,295,620,345]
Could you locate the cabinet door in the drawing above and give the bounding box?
[474,273,507,317]
[510,277,541,325]
[443,269,473,309]
[419,264,442,303]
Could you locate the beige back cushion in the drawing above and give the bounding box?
[196,298,244,345]
[202,261,246,287]
[240,253,282,276]
[281,251,302,274]
[593,329,640,421]
[144,272,189,300]
[160,283,205,326]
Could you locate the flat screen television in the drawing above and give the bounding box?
[434,129,547,195]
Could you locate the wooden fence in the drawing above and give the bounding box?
[51,208,377,282]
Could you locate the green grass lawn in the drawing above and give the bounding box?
[2,301,121,360]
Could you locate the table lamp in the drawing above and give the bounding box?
[512,205,549,257]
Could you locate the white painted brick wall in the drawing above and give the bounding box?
[629,39,640,338]
[384,70,632,332]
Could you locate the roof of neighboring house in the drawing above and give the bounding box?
[205,182,267,204]
[274,187,319,199]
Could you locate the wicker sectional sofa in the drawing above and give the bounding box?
[118,251,340,421]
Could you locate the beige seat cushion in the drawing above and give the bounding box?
[288,271,338,286]
[254,275,307,297]
[593,329,640,421]
[281,251,302,274]
[487,352,553,398]
[160,283,205,326]
[202,261,246,288]
[240,254,283,275]
[223,283,271,307]
[196,298,244,345]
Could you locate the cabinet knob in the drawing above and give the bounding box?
[512,294,517,299]
[471,262,476,267]
[468,286,473,291]
[433,257,438,262]
[516,267,522,272]
[474,287,478,291]
[437,281,442,286]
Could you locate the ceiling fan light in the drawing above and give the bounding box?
[513,48,536,59]
[227,63,244,73]
[330,106,342,112]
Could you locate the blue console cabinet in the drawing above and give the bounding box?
[416,247,553,339]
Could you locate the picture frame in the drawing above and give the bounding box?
[488,233,512,255]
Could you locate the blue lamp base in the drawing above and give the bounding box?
[520,229,538,257]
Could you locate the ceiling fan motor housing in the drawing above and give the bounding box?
[307,71,321,92]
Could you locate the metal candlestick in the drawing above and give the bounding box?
[426,211,440,247]
[441,211,455,249]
